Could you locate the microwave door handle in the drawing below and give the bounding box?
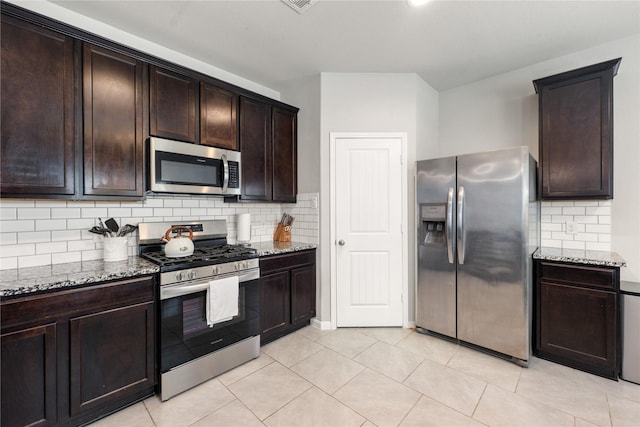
[221,153,229,193]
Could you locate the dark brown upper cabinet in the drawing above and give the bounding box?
[149,65,198,143]
[200,82,238,150]
[0,14,77,197]
[272,106,298,202]
[239,96,272,201]
[533,58,621,200]
[83,43,145,199]
[237,96,298,203]
[149,66,238,150]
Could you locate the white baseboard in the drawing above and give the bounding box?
[310,318,334,330]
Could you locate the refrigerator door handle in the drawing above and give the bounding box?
[457,186,465,264]
[446,187,455,264]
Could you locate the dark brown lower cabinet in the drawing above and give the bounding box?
[0,275,156,427]
[260,249,316,345]
[535,260,619,379]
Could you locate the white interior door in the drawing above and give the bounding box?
[334,134,404,327]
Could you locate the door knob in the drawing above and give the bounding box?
[338,240,345,246]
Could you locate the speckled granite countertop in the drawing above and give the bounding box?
[0,257,159,300]
[533,247,627,268]
[249,241,317,257]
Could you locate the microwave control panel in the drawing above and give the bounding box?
[228,161,240,189]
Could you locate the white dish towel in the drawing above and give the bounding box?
[206,276,239,327]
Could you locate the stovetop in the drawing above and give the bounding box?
[140,244,258,270]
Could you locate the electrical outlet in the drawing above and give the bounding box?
[566,221,578,235]
[312,196,319,209]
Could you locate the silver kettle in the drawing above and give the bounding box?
[162,226,195,258]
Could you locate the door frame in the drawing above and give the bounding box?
[329,132,409,329]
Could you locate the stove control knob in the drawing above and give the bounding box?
[176,271,184,281]
[212,265,220,275]
[188,270,196,280]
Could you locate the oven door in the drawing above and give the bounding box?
[159,271,259,373]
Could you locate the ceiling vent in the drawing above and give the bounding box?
[281,0,318,14]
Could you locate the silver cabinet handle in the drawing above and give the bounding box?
[338,240,345,246]
[446,187,454,264]
[457,186,465,265]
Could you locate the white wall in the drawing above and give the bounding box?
[281,75,322,194]
[318,73,439,324]
[439,35,640,282]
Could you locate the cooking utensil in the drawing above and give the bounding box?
[89,226,111,236]
[97,218,113,237]
[117,224,138,237]
[105,218,120,233]
[162,226,195,258]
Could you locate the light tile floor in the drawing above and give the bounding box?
[90,327,640,427]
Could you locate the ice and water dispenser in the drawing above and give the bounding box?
[419,203,447,247]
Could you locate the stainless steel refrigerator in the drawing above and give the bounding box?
[416,146,539,364]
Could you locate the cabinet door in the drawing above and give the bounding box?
[69,301,155,417]
[291,264,316,325]
[260,271,290,344]
[272,107,297,202]
[1,323,57,427]
[537,281,617,379]
[201,82,238,150]
[150,65,197,143]
[239,96,272,201]
[535,59,619,200]
[83,43,144,198]
[1,15,76,196]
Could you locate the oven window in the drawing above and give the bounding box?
[182,297,208,336]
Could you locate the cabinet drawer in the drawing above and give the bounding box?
[538,262,617,290]
[260,250,315,274]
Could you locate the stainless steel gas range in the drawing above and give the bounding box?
[138,220,260,401]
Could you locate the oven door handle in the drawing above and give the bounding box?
[160,269,260,300]
[161,281,211,300]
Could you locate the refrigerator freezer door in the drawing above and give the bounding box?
[416,157,457,338]
[456,147,531,361]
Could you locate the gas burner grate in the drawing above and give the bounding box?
[141,244,257,267]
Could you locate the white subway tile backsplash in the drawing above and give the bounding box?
[0,257,18,269]
[0,193,320,269]
[51,208,81,219]
[586,206,611,216]
[2,220,35,232]
[35,219,67,231]
[36,201,68,208]
[562,207,585,215]
[18,231,51,244]
[19,254,51,268]
[562,240,586,250]
[541,200,611,252]
[52,230,82,241]
[587,242,611,251]
[18,208,51,220]
[0,208,17,220]
[52,251,82,264]
[81,207,109,218]
[585,224,611,234]
[0,233,17,245]
[36,241,68,254]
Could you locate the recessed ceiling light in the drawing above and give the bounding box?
[407,0,431,6]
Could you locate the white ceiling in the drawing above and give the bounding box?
[50,0,639,92]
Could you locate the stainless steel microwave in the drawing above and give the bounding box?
[148,137,241,196]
